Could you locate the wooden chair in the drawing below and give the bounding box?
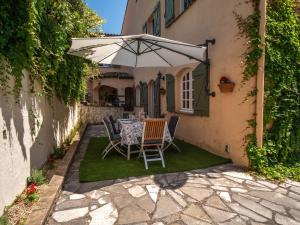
[139,119,167,170]
[163,115,181,152]
[102,118,126,159]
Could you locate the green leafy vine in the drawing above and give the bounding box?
[0,0,103,104]
[236,0,300,181]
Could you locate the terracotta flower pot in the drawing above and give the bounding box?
[218,82,235,93]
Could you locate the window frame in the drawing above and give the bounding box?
[165,0,196,28]
[180,70,194,114]
[142,3,161,36]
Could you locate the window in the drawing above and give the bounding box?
[142,3,160,36]
[180,0,193,13]
[165,0,195,27]
[181,71,193,113]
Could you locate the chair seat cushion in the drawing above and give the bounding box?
[112,134,121,141]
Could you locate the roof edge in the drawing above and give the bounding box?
[121,0,129,34]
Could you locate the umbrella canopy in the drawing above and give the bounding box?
[68,34,207,67]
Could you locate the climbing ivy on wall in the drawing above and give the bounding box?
[0,0,103,103]
[234,0,262,83]
[262,0,300,179]
[236,0,300,181]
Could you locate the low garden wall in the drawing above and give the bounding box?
[80,105,124,124]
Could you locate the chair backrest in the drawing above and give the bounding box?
[142,119,167,147]
[123,113,129,119]
[109,115,118,134]
[103,117,114,140]
[168,115,179,138]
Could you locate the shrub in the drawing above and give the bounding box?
[0,215,9,225]
[27,169,45,186]
[52,146,66,159]
[24,193,39,204]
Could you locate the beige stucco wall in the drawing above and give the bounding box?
[0,70,79,215]
[123,0,260,166]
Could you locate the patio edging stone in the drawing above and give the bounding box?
[25,123,88,225]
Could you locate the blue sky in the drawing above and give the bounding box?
[85,0,127,34]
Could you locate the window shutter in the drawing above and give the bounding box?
[143,82,148,114]
[153,4,161,36]
[154,77,161,118]
[140,81,144,107]
[166,74,175,112]
[184,0,193,10]
[193,64,209,116]
[133,86,136,107]
[165,0,174,26]
[142,23,147,33]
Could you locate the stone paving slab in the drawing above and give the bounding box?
[46,125,300,225]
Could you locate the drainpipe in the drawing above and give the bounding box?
[256,0,267,148]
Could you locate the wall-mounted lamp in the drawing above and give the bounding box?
[157,71,165,81]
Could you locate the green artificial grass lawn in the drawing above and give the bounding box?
[79,137,231,182]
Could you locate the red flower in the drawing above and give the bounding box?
[27,183,37,195]
[220,76,231,83]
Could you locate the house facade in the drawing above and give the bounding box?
[122,0,266,166]
[86,65,135,111]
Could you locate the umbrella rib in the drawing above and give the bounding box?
[142,39,206,64]
[114,42,136,54]
[140,41,161,54]
[143,42,173,67]
[121,38,137,54]
[68,41,125,54]
[143,38,204,48]
[95,47,125,64]
[142,47,162,54]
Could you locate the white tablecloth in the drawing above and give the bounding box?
[118,120,171,146]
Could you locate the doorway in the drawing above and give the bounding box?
[125,87,134,111]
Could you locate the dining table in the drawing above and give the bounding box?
[117,119,172,160]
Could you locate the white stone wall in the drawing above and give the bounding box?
[80,105,124,124]
[0,71,79,215]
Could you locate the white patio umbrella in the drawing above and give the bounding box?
[68,34,207,67]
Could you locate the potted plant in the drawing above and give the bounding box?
[218,76,235,93]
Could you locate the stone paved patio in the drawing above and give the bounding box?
[46,125,300,225]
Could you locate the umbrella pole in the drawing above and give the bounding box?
[204,39,216,97]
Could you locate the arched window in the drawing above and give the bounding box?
[181,70,193,113]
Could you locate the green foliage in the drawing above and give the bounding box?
[27,169,46,185]
[0,215,10,225]
[0,0,103,103]
[238,0,300,181]
[264,0,300,164]
[234,0,262,82]
[24,193,39,204]
[52,147,66,159]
